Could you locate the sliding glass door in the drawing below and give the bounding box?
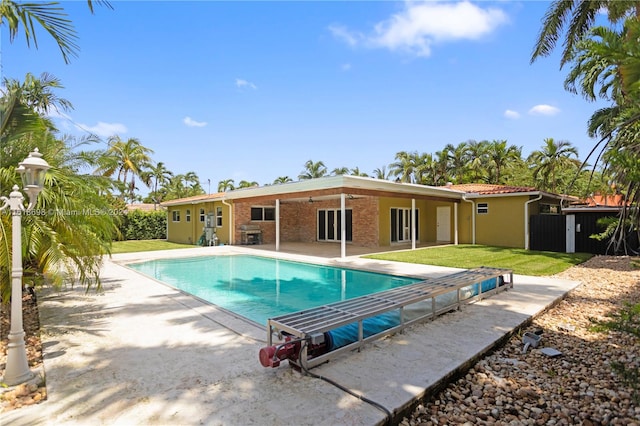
[318,209,352,242]
[390,208,419,243]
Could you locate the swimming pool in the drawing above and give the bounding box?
[128,255,422,325]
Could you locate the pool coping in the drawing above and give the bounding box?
[1,246,581,425]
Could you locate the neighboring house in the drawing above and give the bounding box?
[561,193,637,254]
[125,203,166,212]
[162,176,570,255]
[574,193,628,208]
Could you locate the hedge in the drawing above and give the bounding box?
[118,209,167,240]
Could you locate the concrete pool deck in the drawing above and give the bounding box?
[1,245,582,426]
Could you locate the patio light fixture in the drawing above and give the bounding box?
[0,148,50,386]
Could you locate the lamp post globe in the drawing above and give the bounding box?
[1,148,50,386]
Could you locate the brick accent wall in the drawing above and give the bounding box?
[351,196,379,247]
[233,196,380,247]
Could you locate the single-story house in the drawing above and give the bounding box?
[162,176,571,257]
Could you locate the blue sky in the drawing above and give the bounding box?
[3,1,608,190]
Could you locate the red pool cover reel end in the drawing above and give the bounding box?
[259,335,330,368]
[259,341,297,368]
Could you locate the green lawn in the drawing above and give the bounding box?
[365,244,593,276]
[111,240,193,254]
[111,240,592,276]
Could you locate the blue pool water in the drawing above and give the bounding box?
[128,255,422,325]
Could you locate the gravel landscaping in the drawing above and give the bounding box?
[401,255,640,426]
[2,255,639,424]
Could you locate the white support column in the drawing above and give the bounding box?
[341,193,346,259]
[454,202,459,245]
[275,199,280,252]
[411,198,416,250]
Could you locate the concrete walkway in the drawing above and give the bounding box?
[1,246,581,426]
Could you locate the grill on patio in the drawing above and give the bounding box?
[240,224,262,245]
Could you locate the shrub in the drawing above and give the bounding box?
[118,209,166,240]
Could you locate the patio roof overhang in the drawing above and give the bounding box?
[223,175,463,204]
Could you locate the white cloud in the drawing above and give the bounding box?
[328,24,362,47]
[235,78,257,90]
[341,63,352,71]
[330,1,508,57]
[504,109,520,119]
[183,116,207,128]
[528,104,560,116]
[76,121,127,138]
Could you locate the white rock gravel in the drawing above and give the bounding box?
[401,255,640,426]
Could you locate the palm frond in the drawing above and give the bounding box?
[1,1,80,63]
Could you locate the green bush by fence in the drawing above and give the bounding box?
[118,209,166,240]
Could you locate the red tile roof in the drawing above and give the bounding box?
[125,203,165,211]
[582,194,628,207]
[161,192,226,206]
[446,183,537,195]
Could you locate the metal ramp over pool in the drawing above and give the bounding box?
[265,266,513,369]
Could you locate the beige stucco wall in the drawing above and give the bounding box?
[458,200,474,244]
[378,197,457,245]
[459,195,538,248]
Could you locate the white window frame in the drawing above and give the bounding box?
[477,203,489,215]
[172,210,181,222]
[390,207,419,243]
[216,207,223,227]
[186,209,191,222]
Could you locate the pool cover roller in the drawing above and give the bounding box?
[259,277,500,368]
[259,311,401,368]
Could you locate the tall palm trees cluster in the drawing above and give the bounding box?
[88,135,205,205]
[291,139,599,197]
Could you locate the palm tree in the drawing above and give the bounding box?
[143,161,173,209]
[162,172,203,200]
[349,167,368,177]
[237,180,258,188]
[445,142,470,184]
[184,171,203,193]
[390,151,418,183]
[486,140,522,184]
[528,138,581,193]
[218,179,235,192]
[563,19,640,251]
[565,21,640,142]
[466,140,490,182]
[331,166,350,176]
[2,72,73,115]
[96,136,154,203]
[414,152,435,185]
[273,176,292,184]
[0,0,112,63]
[431,149,450,186]
[1,74,117,300]
[530,0,640,67]
[298,160,327,180]
[372,166,390,180]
